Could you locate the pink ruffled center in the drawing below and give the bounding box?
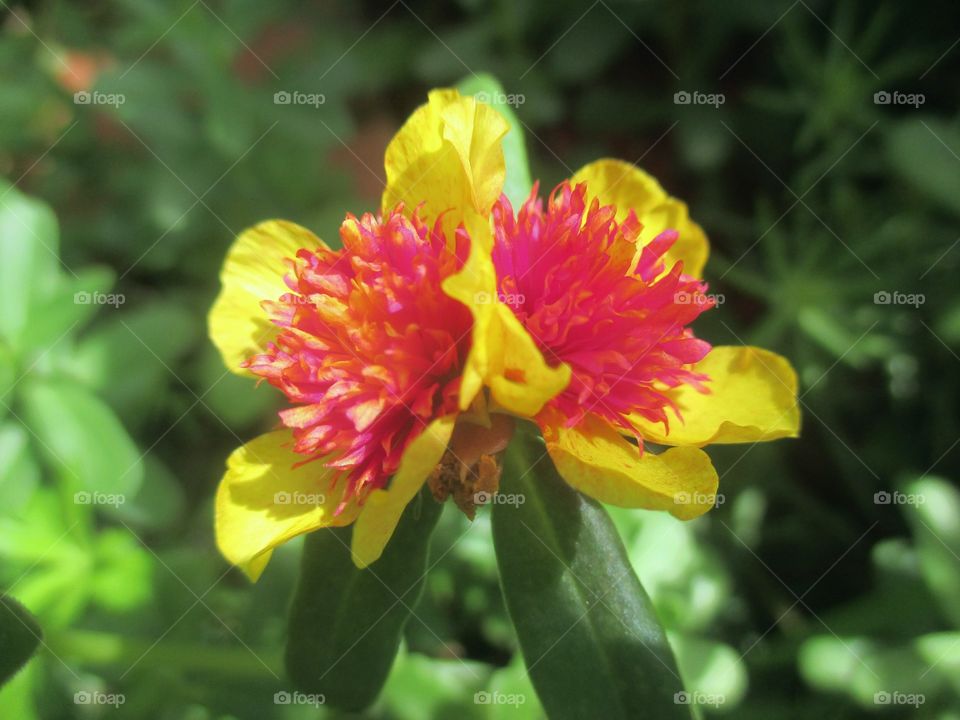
[245,207,472,508]
[491,181,714,443]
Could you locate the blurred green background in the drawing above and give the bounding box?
[1,0,959,717]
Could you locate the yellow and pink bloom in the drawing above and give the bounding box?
[208,88,799,580]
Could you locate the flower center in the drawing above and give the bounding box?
[491,181,715,442]
[245,207,472,510]
[427,412,515,518]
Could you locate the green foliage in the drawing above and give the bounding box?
[0,596,42,689]
[1,0,959,718]
[285,489,442,710]
[494,428,689,719]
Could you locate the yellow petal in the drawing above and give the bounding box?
[571,158,709,278]
[209,221,324,376]
[441,212,571,417]
[382,89,508,237]
[541,411,719,520]
[488,303,572,416]
[350,415,456,568]
[631,346,801,446]
[216,430,360,581]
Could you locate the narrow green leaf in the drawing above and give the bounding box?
[886,119,960,218]
[902,476,960,629]
[0,596,42,688]
[456,73,533,208]
[20,379,144,498]
[285,488,443,711]
[0,182,61,345]
[493,428,691,720]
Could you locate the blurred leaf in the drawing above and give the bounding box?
[0,488,91,629]
[494,427,690,720]
[0,182,61,346]
[670,634,748,712]
[935,299,960,347]
[91,529,153,613]
[801,632,956,709]
[0,423,41,515]
[72,300,199,423]
[110,456,185,531]
[0,343,14,407]
[379,648,489,720]
[21,379,144,498]
[902,476,960,629]
[456,73,533,208]
[916,632,960,697]
[18,266,115,352]
[886,119,960,218]
[484,656,544,719]
[285,488,443,711]
[197,345,278,428]
[0,595,42,688]
[621,511,731,633]
[0,662,39,720]
[798,307,869,366]
[798,635,877,695]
